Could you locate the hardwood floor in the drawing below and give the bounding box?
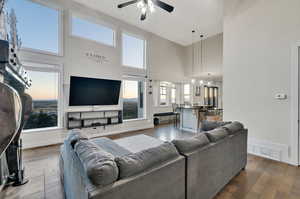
[1,124,300,199]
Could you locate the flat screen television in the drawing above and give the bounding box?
[69,76,121,106]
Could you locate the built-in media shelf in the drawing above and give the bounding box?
[67,110,123,130]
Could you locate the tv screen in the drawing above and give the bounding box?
[69,76,121,106]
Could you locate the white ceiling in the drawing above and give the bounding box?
[73,0,223,46]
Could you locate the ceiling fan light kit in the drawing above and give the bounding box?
[118,0,174,21]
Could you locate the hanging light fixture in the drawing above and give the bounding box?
[207,73,213,86]
[200,34,204,68]
[191,30,195,84]
[197,34,204,86]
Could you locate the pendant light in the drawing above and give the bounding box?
[200,34,204,69]
[199,34,204,85]
[191,30,196,84]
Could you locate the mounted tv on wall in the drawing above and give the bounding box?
[69,76,121,106]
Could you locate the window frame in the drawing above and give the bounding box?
[122,76,147,122]
[21,61,64,133]
[121,31,147,70]
[17,0,63,56]
[159,82,168,106]
[70,12,117,47]
[183,83,191,104]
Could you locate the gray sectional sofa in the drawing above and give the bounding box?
[60,133,185,199]
[172,121,248,199]
[60,121,247,199]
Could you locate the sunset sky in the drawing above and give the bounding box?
[26,71,59,100]
[123,80,138,99]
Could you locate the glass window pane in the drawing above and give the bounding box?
[24,70,59,130]
[122,33,145,69]
[7,0,59,53]
[184,95,190,103]
[72,16,114,46]
[171,88,176,103]
[123,80,144,120]
[184,84,190,95]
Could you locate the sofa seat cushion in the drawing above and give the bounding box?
[172,134,210,153]
[115,134,165,153]
[222,121,244,134]
[205,128,229,142]
[91,137,131,157]
[66,131,88,148]
[115,142,179,179]
[74,140,119,186]
[201,120,231,131]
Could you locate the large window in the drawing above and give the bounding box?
[71,15,115,46]
[184,84,191,104]
[23,64,61,131]
[122,33,146,69]
[159,82,168,106]
[123,79,145,120]
[7,0,60,54]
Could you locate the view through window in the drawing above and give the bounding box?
[123,80,144,120]
[122,33,145,69]
[24,70,59,130]
[72,15,115,46]
[7,0,60,54]
[171,84,176,104]
[184,84,191,104]
[160,82,168,106]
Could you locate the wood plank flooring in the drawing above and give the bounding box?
[1,124,300,199]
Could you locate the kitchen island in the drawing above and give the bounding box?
[177,105,211,133]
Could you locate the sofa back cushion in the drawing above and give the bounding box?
[66,131,88,148]
[172,134,210,153]
[115,142,179,179]
[74,140,119,186]
[201,120,232,131]
[222,121,244,134]
[205,128,229,142]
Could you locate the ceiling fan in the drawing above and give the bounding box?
[117,0,174,21]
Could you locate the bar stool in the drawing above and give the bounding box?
[172,103,180,128]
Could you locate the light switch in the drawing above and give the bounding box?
[275,93,287,100]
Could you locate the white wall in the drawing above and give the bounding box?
[185,33,223,80]
[149,36,186,82]
[19,0,187,148]
[223,0,300,164]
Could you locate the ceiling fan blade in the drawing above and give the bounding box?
[153,0,174,13]
[118,0,139,8]
[141,12,146,21]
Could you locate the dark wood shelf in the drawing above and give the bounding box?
[69,116,119,121]
[67,110,123,130]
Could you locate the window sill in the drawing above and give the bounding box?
[70,35,115,48]
[123,118,148,123]
[155,105,172,108]
[22,127,63,134]
[21,47,62,57]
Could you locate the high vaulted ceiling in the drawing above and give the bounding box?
[73,0,223,46]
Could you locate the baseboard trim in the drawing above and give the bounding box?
[248,138,290,164]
